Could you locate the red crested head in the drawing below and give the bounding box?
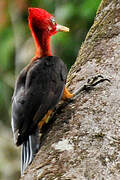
[28,8,69,58]
[29,8,57,36]
[29,7,69,37]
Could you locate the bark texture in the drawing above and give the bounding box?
[21,0,120,179]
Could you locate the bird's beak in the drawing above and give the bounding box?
[56,24,69,32]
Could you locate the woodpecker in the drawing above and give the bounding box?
[11,8,73,175]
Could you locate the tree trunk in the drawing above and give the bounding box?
[21,0,120,179]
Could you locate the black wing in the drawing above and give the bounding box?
[11,56,67,146]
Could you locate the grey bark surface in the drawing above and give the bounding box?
[21,0,120,179]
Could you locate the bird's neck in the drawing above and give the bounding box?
[30,26,52,60]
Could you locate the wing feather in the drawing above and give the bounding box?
[11,56,67,145]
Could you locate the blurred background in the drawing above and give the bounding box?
[0,0,101,179]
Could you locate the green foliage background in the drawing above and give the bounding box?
[0,0,101,179]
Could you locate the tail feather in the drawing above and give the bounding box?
[21,130,40,175]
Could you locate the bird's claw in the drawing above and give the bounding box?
[73,75,110,97]
[87,75,104,84]
[82,75,110,92]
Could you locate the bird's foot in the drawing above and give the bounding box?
[46,75,110,121]
[73,75,110,98]
[82,75,110,92]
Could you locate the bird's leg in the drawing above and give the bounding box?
[62,87,73,100]
[38,110,53,129]
[62,75,110,101]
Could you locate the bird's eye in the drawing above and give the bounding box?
[50,17,56,26]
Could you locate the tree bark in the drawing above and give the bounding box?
[21,0,120,179]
